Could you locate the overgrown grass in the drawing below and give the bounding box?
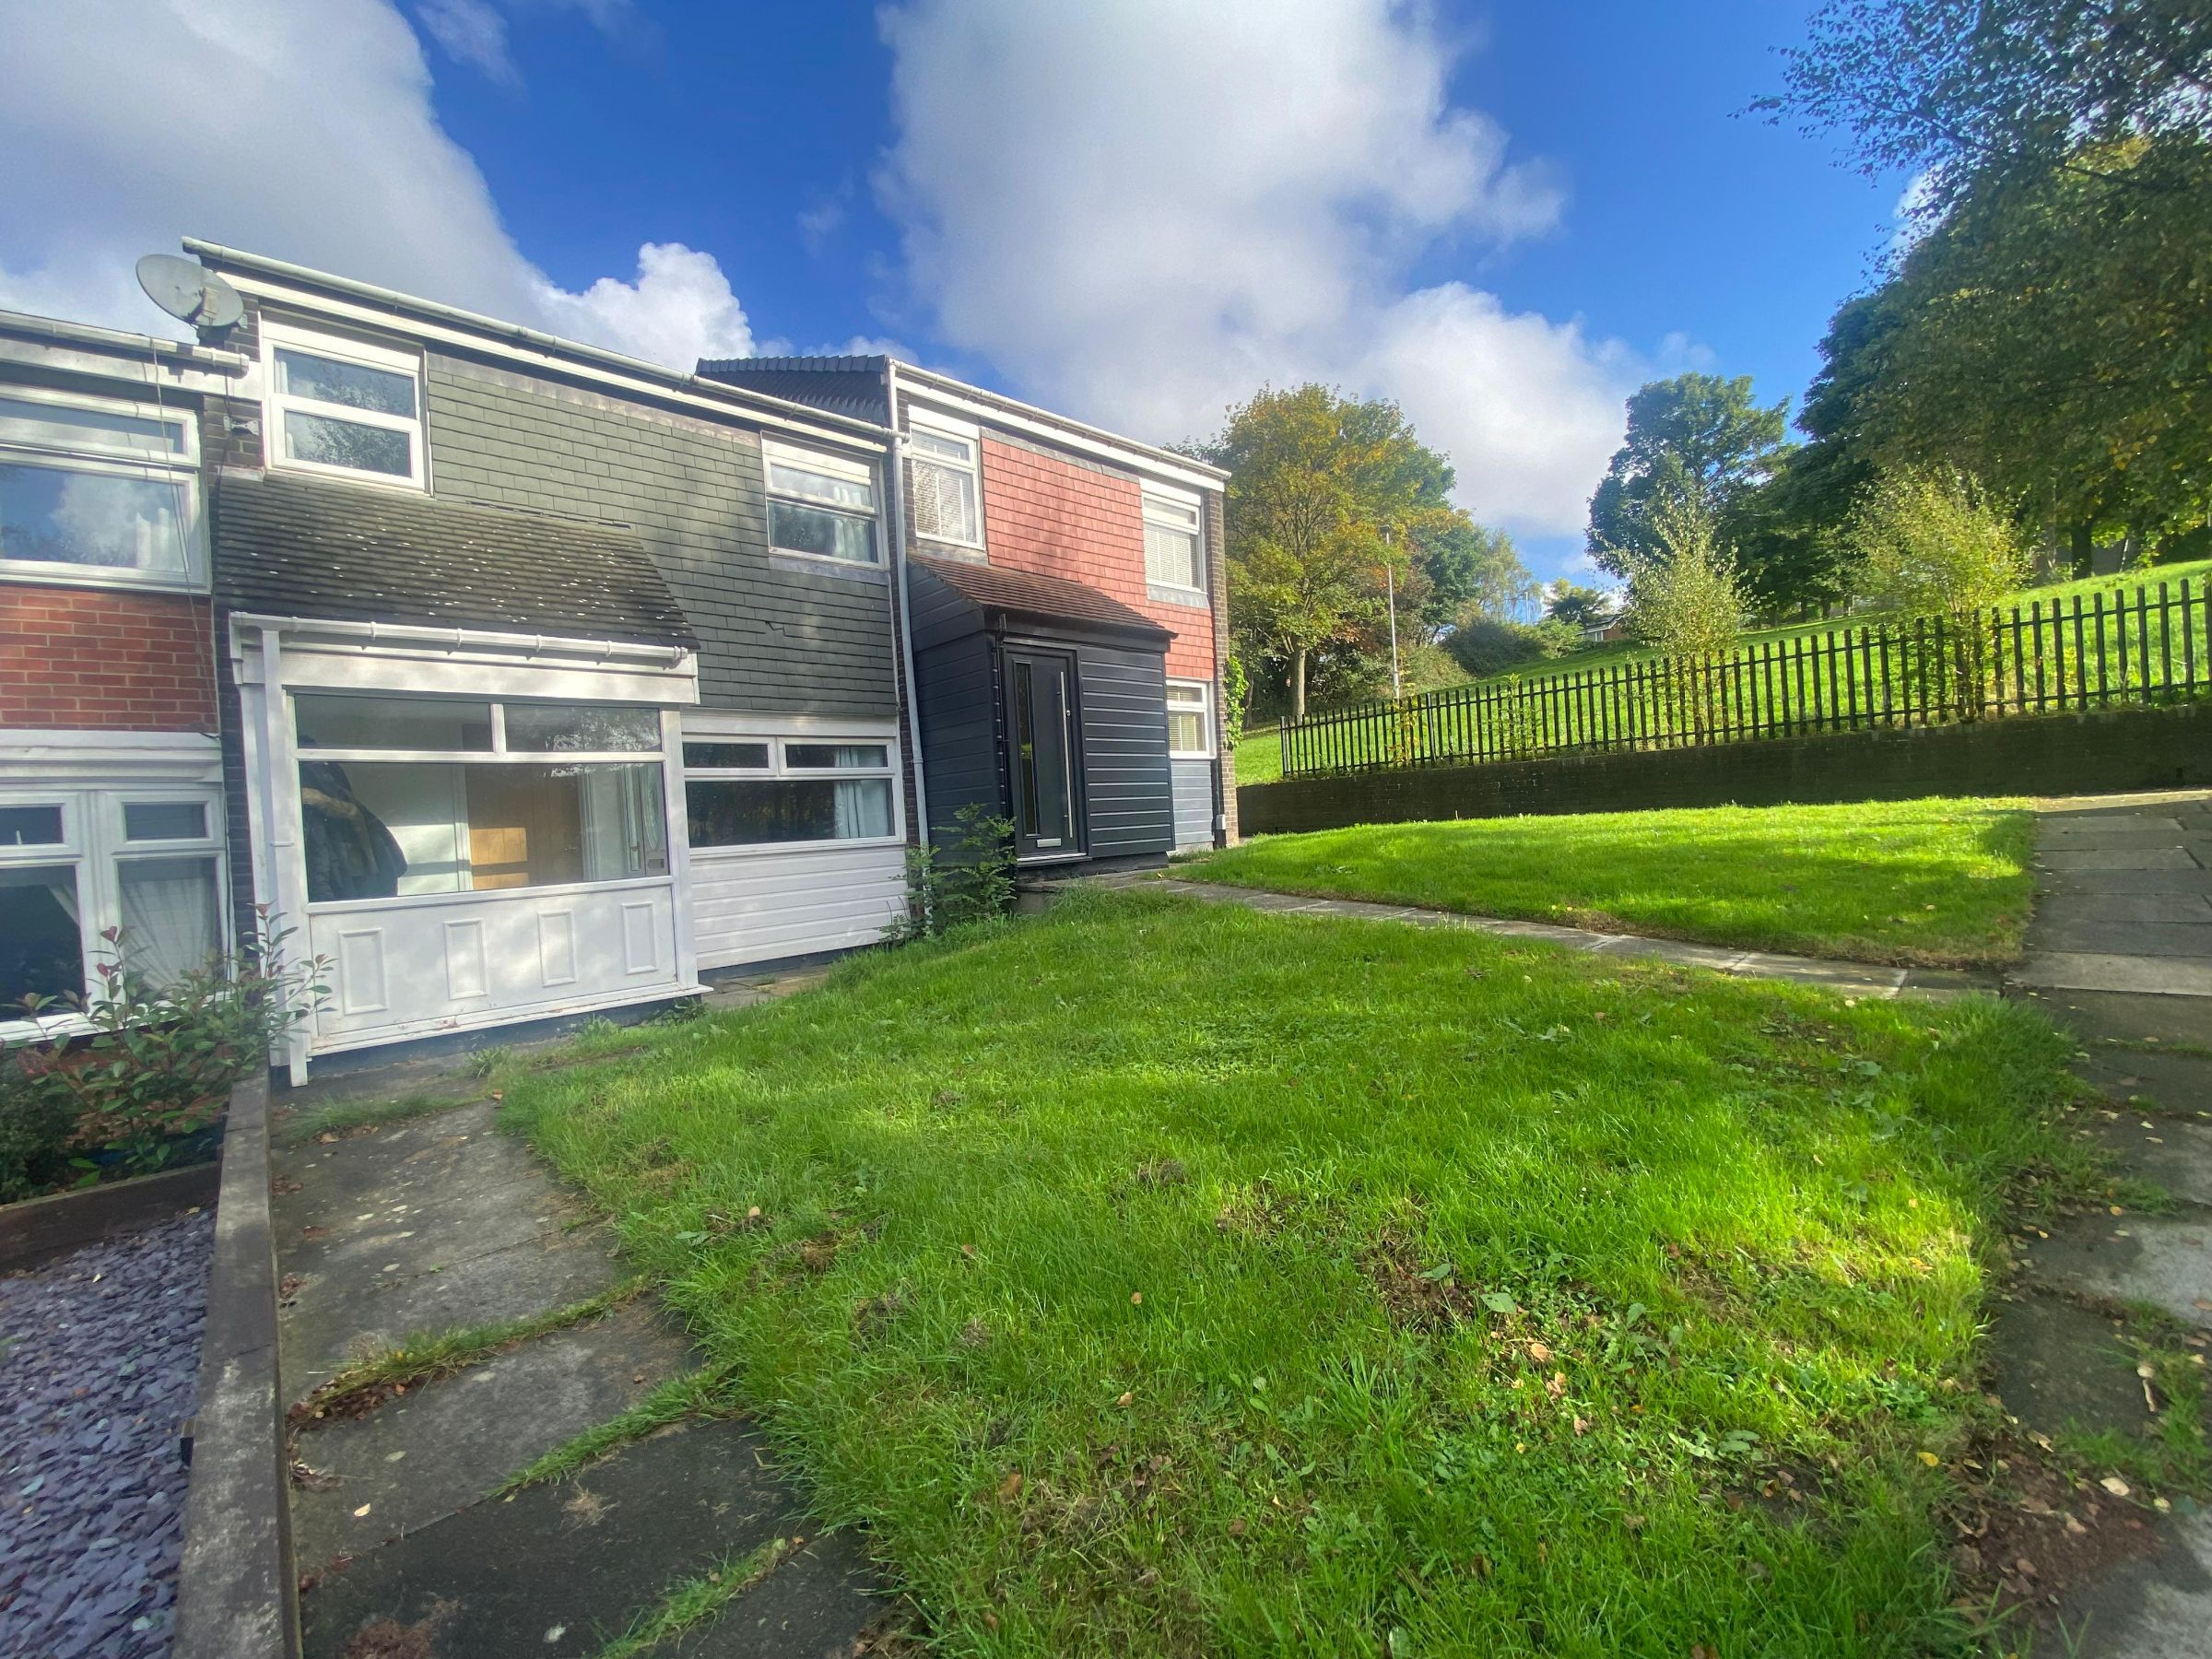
[501,888,2097,1656]
[1186,798,2034,969]
[276,1088,488,1147]
[499,1365,737,1494]
[592,1535,800,1659]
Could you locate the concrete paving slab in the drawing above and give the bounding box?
[1986,1292,2157,1438]
[2019,987,2212,1047]
[2040,847,2206,872]
[2040,791,2212,815]
[2023,1214,2212,1330]
[2014,953,2212,997]
[2080,1114,2212,1208]
[2038,815,2189,837]
[2039,870,2212,900]
[2062,1511,2212,1659]
[2028,920,2212,959]
[289,1299,693,1569]
[2077,1050,2212,1120]
[300,1422,823,1659]
[670,1532,882,1657]
[2035,893,2212,929]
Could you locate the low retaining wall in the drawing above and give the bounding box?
[0,1160,220,1270]
[1240,701,2212,836]
[176,1070,298,1659]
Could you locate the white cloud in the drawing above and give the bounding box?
[0,0,749,371]
[875,0,1661,538]
[417,0,518,85]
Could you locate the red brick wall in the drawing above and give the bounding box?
[0,585,218,730]
[978,436,1216,679]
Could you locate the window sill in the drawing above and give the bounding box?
[688,834,906,859]
[1147,582,1210,609]
[1169,750,1217,762]
[769,549,888,584]
[0,566,207,596]
[915,536,986,560]
[305,873,675,915]
[266,457,428,494]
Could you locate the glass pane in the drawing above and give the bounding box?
[124,802,207,841]
[911,457,978,543]
[784,743,888,771]
[117,856,220,988]
[504,704,660,753]
[0,865,82,1008]
[1166,683,1207,709]
[0,806,64,846]
[1169,710,1207,752]
[0,461,191,572]
[295,694,493,752]
[767,458,874,511]
[275,347,418,418]
[682,741,771,771]
[1145,522,1200,589]
[687,778,893,847]
[283,410,412,477]
[910,430,972,464]
[769,500,877,564]
[0,396,186,455]
[300,760,665,902]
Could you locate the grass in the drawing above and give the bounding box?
[592,1535,801,1659]
[1185,797,2035,970]
[276,1088,487,1147]
[500,888,2100,1656]
[1235,557,2212,786]
[499,1365,737,1494]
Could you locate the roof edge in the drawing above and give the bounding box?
[892,362,1228,483]
[0,306,250,371]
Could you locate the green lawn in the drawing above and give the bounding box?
[1187,798,2034,969]
[503,888,2098,1656]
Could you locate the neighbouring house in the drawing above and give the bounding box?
[695,356,1235,866]
[0,244,1233,1079]
[0,309,245,1045]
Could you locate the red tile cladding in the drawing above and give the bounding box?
[0,585,218,730]
[977,437,1215,678]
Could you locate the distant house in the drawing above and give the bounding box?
[0,246,1231,1079]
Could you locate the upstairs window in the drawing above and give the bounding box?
[0,391,202,590]
[1143,488,1205,596]
[907,411,982,548]
[763,440,879,566]
[263,324,425,488]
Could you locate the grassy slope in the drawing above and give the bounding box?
[1188,798,2034,969]
[505,889,2094,1657]
[1234,558,2212,785]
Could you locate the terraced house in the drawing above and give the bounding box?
[0,244,1232,1078]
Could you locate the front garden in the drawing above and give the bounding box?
[500,886,2103,1656]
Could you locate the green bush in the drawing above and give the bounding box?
[0,1077,76,1203]
[1442,615,1580,677]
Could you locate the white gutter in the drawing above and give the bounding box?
[182,240,894,453]
[0,306,250,371]
[223,611,693,668]
[882,369,932,845]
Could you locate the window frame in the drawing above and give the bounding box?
[261,320,429,491]
[761,438,882,568]
[0,384,206,593]
[1165,678,1216,759]
[1142,485,1206,602]
[681,727,903,857]
[0,783,229,1037]
[905,406,985,552]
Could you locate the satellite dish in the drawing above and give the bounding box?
[135,254,244,329]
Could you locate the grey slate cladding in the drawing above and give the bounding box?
[212,469,694,648]
[423,354,899,717]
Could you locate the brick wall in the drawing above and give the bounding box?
[0,585,218,731]
[1240,702,2212,836]
[977,436,1216,680]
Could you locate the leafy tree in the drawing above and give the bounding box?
[1543,582,1614,630]
[1411,519,1536,640]
[1623,493,1747,659]
[1190,384,1526,719]
[1849,466,2030,618]
[1586,374,1791,576]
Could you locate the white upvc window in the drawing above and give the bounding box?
[262,322,427,488]
[762,439,881,566]
[0,388,205,591]
[906,408,982,549]
[0,787,227,1022]
[682,733,899,851]
[1143,486,1206,596]
[1166,679,1215,759]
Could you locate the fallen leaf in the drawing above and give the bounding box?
[2101,1476,2133,1498]
[998,1470,1024,1501]
[1131,1291,1144,1305]
[1527,1341,1553,1364]
[352,1503,371,1517]
[1116,1392,1134,1408]
[1918,1451,1941,1467]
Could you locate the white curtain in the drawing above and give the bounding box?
[832,779,892,840]
[579,764,668,879]
[117,856,219,987]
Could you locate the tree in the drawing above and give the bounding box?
[1411,519,1536,641]
[1623,493,1746,660]
[1189,384,1525,719]
[1849,466,2030,618]
[1764,0,2212,223]
[1586,374,1791,577]
[1543,582,1614,630]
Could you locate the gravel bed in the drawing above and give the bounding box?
[0,1211,215,1659]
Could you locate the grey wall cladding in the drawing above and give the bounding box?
[424,353,898,718]
[1171,758,1213,849]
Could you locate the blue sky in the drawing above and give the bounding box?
[1,1,1909,587]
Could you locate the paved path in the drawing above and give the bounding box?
[272,993,882,1659]
[1988,791,2212,1657]
[1142,876,1994,999]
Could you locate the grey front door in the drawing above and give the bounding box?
[1006,648,1080,860]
